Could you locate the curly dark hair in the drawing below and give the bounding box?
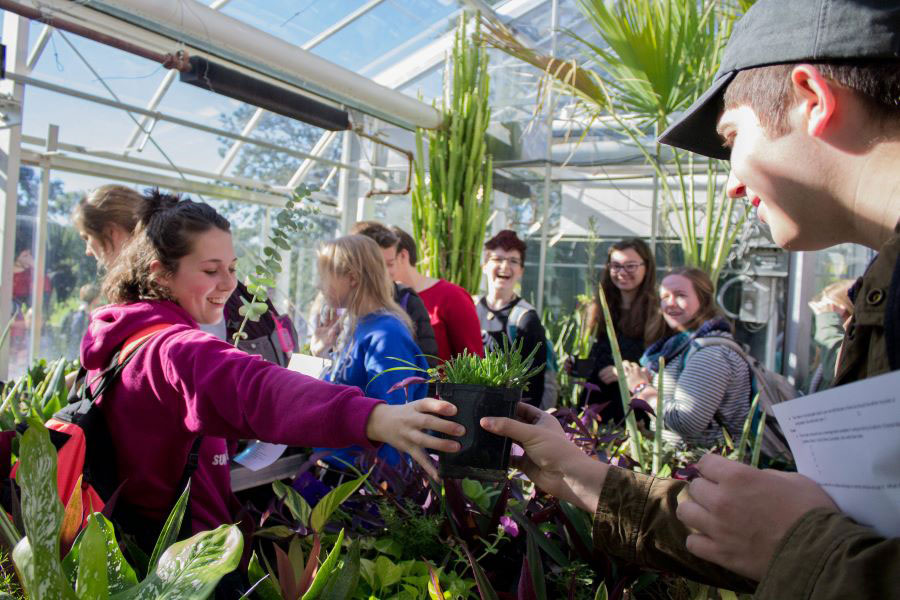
[102,190,231,304]
[484,229,527,263]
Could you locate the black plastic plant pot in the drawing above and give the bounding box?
[436,382,521,481]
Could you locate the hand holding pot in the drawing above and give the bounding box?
[481,403,607,513]
[365,398,464,480]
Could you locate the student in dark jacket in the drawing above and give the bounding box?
[481,3,900,598]
[566,238,663,421]
[351,222,439,366]
[474,230,547,407]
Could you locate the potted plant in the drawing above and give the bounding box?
[379,339,543,481]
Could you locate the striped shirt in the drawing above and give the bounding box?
[649,332,752,448]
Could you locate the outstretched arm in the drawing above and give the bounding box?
[481,403,605,512]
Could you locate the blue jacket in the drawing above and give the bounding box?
[321,312,428,466]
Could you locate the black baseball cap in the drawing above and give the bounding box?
[658,0,900,160]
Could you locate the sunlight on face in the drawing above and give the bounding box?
[659,274,701,332]
[160,228,237,325]
[483,248,523,295]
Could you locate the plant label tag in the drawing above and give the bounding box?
[288,353,332,378]
[773,370,900,537]
[233,441,288,471]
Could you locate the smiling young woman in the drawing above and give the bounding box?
[620,268,751,448]
[575,238,663,418]
[85,195,463,576]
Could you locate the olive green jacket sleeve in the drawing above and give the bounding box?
[593,468,900,599]
[592,466,756,593]
[755,508,900,599]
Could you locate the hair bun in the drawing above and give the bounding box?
[138,188,182,226]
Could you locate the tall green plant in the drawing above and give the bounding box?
[412,14,493,295]
[484,0,754,281]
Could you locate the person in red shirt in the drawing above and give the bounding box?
[354,222,483,363]
[389,226,484,362]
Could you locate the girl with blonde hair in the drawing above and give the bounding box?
[316,235,429,467]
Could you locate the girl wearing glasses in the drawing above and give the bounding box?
[572,239,663,421]
[475,230,549,407]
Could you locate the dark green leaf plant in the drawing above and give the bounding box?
[11,419,242,599]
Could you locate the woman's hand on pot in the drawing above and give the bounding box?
[622,361,650,390]
[480,403,606,512]
[598,365,618,384]
[365,398,464,480]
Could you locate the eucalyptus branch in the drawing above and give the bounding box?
[231,184,317,347]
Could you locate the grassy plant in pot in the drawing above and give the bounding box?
[435,339,543,481]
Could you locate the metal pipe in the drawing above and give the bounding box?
[28,125,57,364]
[79,0,443,130]
[5,72,365,175]
[0,0,187,70]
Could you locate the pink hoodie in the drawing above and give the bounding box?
[81,300,381,533]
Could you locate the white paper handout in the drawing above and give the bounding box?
[287,353,332,378]
[233,440,288,472]
[773,370,900,537]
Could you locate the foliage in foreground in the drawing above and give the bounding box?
[5,420,242,600]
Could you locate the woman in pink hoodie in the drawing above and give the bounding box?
[81,191,463,550]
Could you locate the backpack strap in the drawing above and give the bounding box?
[506,300,533,342]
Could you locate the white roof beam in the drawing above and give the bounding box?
[373,0,547,90]
[25,24,53,72]
[215,1,385,176]
[285,131,338,189]
[122,0,234,154]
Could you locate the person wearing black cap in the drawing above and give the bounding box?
[480,1,900,597]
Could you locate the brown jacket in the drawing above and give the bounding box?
[593,233,900,598]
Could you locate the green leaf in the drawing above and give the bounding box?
[254,525,297,541]
[375,555,403,589]
[319,538,360,600]
[594,582,608,600]
[247,551,282,600]
[273,481,312,528]
[301,528,345,599]
[509,513,569,567]
[85,514,137,594]
[271,236,291,251]
[525,529,546,600]
[75,515,108,600]
[460,542,498,600]
[111,524,242,600]
[309,471,369,532]
[0,502,21,550]
[148,481,191,573]
[373,537,403,560]
[13,419,77,600]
